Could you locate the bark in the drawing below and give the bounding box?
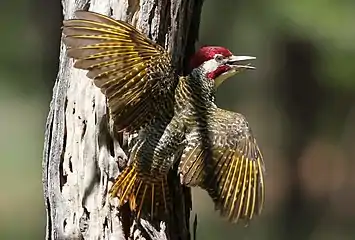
[42,0,204,239]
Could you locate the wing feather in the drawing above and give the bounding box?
[179,108,265,223]
[62,10,177,132]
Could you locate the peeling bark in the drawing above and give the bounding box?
[42,0,204,239]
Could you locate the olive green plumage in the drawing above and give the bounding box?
[62,10,265,223]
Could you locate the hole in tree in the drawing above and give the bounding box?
[63,218,67,231]
[68,157,73,173]
[59,118,68,192]
[81,120,87,140]
[83,1,90,11]
[107,134,115,157]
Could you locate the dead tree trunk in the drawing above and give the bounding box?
[42,0,203,239]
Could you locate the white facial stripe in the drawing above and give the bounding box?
[200,58,220,73]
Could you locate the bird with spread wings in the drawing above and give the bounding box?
[62,10,265,223]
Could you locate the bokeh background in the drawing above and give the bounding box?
[1,0,355,239]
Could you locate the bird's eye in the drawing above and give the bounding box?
[214,54,224,62]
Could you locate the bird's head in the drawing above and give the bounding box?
[189,46,255,88]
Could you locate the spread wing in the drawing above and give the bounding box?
[62,10,177,132]
[178,108,265,223]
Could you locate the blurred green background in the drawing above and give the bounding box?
[1,0,355,239]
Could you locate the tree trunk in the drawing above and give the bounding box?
[42,0,203,239]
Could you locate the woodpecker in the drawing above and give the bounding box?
[62,10,265,223]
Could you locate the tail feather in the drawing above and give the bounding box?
[109,164,169,220]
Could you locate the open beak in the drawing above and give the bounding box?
[227,55,256,70]
[214,55,256,88]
